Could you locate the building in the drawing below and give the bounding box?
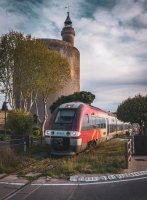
[34,12,80,120]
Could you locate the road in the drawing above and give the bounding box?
[1,175,147,200]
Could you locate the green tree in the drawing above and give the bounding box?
[0,31,70,136]
[36,49,70,135]
[13,37,58,113]
[50,91,95,113]
[7,110,34,137]
[117,95,147,134]
[0,31,25,108]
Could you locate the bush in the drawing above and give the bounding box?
[0,134,10,141]
[32,127,41,137]
[7,109,34,137]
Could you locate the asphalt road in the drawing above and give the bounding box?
[1,176,147,200]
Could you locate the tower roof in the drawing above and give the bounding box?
[61,11,75,46]
[64,12,72,26]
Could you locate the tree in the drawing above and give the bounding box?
[0,31,25,108]
[13,37,62,113]
[13,36,39,112]
[36,49,70,135]
[7,110,34,137]
[117,95,147,134]
[0,31,70,136]
[50,91,96,113]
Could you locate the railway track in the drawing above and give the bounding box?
[0,152,46,178]
[0,144,96,182]
[0,155,63,179]
[0,141,113,200]
[0,155,71,200]
[0,136,110,180]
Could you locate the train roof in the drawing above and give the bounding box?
[58,102,116,117]
[59,102,85,109]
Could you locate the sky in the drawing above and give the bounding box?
[0,0,147,112]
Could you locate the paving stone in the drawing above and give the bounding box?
[0,175,28,184]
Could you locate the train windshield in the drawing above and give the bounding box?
[52,109,76,130]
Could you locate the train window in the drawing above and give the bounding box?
[91,116,96,126]
[82,114,89,125]
[95,118,100,128]
[82,114,91,131]
[101,118,106,128]
[95,117,106,128]
[109,124,117,133]
[55,109,75,124]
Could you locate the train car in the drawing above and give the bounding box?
[45,102,130,155]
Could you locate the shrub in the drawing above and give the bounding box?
[32,127,41,137]
[7,109,34,137]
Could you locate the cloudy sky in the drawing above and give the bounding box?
[0,0,147,111]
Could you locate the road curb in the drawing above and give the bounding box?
[1,170,147,185]
[70,170,147,182]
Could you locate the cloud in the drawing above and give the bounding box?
[0,5,26,35]
[0,0,147,111]
[92,84,147,112]
[75,0,147,111]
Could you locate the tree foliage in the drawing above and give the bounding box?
[0,31,25,108]
[117,95,147,134]
[35,48,70,134]
[50,91,96,113]
[0,31,70,135]
[7,110,34,136]
[13,37,42,111]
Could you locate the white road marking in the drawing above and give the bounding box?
[70,170,147,182]
[1,170,147,187]
[0,182,25,186]
[31,176,147,186]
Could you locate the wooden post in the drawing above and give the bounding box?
[131,137,134,155]
[125,139,132,169]
[30,136,33,148]
[125,141,128,169]
[24,141,26,153]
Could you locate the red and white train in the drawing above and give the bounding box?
[45,102,131,155]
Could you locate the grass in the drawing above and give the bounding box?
[0,148,34,173]
[26,143,48,155]
[0,140,126,178]
[0,143,48,174]
[44,140,126,178]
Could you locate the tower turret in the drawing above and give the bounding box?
[61,12,75,46]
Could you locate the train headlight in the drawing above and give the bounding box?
[45,130,52,136]
[71,131,81,137]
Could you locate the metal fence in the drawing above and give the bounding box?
[0,136,44,153]
[0,138,24,150]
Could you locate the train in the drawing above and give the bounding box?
[45,102,132,155]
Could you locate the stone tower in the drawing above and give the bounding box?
[33,12,80,120]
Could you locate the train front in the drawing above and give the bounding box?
[45,102,83,155]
